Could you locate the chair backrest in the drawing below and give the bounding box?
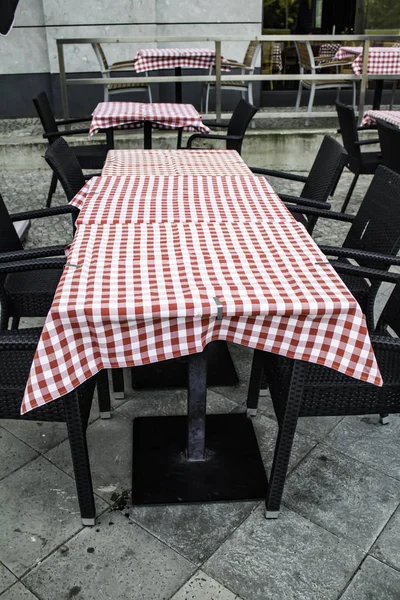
[295,41,314,72]
[243,41,261,69]
[92,43,109,73]
[376,120,400,175]
[335,101,361,160]
[0,193,23,253]
[33,91,59,144]
[376,280,400,337]
[343,165,400,269]
[44,138,86,202]
[226,98,258,153]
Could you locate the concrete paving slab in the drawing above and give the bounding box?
[130,501,258,566]
[204,505,364,600]
[371,505,400,571]
[171,571,240,600]
[339,556,400,600]
[0,583,38,599]
[0,456,107,577]
[46,412,133,504]
[1,421,68,455]
[284,445,400,551]
[326,414,400,481]
[0,427,38,480]
[0,564,16,596]
[23,511,196,600]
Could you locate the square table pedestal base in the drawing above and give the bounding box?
[132,414,268,505]
[131,341,239,390]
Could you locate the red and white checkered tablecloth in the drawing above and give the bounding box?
[89,102,211,135]
[335,46,400,75]
[101,149,252,176]
[21,220,382,413]
[70,175,292,224]
[135,48,230,73]
[361,110,400,128]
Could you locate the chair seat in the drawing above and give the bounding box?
[109,81,149,91]
[4,268,63,316]
[303,78,354,87]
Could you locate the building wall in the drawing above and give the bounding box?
[0,0,262,117]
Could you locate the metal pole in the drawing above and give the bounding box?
[187,351,207,461]
[57,41,69,119]
[215,40,222,121]
[358,39,370,125]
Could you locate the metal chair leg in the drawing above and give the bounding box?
[340,171,359,213]
[112,368,125,399]
[97,369,111,418]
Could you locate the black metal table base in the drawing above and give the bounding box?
[131,341,238,389]
[132,413,268,505]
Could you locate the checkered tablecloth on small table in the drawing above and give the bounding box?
[101,149,252,177]
[361,109,400,128]
[134,48,230,73]
[335,46,400,75]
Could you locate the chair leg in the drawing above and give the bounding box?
[246,349,265,417]
[205,85,211,114]
[112,368,125,399]
[340,171,359,213]
[295,82,303,111]
[352,82,357,112]
[46,172,58,208]
[248,84,256,129]
[390,82,397,110]
[380,414,390,425]
[96,369,111,418]
[11,317,20,330]
[305,83,316,126]
[64,394,96,526]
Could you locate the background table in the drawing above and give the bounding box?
[89,102,210,149]
[361,109,400,128]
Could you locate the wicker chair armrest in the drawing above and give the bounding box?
[321,245,400,265]
[287,205,354,222]
[0,246,66,263]
[10,204,78,222]
[0,327,42,351]
[0,256,66,275]
[330,261,400,284]
[315,59,353,68]
[56,117,91,125]
[354,139,380,146]
[280,193,331,209]
[187,133,242,148]
[43,127,90,139]
[371,335,400,353]
[250,167,308,183]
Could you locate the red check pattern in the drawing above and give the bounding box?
[335,46,400,75]
[101,149,252,177]
[89,102,211,135]
[135,48,230,73]
[361,110,400,128]
[22,220,382,413]
[70,175,292,224]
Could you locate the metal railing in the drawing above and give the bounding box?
[57,34,400,123]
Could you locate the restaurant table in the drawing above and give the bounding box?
[134,48,230,103]
[22,197,382,504]
[335,46,400,109]
[89,102,210,149]
[361,109,400,128]
[101,149,252,177]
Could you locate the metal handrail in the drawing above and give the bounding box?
[57,34,400,122]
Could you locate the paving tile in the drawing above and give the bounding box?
[0,421,68,455]
[0,427,38,480]
[46,412,133,504]
[130,500,257,566]
[0,564,16,596]
[326,414,400,481]
[23,511,196,600]
[204,505,364,600]
[284,445,400,550]
[340,556,400,600]
[0,456,107,577]
[370,504,400,570]
[171,571,239,600]
[0,583,38,599]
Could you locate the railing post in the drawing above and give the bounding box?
[358,39,370,125]
[215,40,222,120]
[57,41,69,119]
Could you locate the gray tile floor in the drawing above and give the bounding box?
[0,165,399,599]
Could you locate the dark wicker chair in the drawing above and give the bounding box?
[186,98,258,155]
[376,120,400,175]
[251,135,349,233]
[0,326,102,525]
[288,165,400,330]
[336,101,382,213]
[247,267,400,518]
[44,137,87,202]
[33,91,108,207]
